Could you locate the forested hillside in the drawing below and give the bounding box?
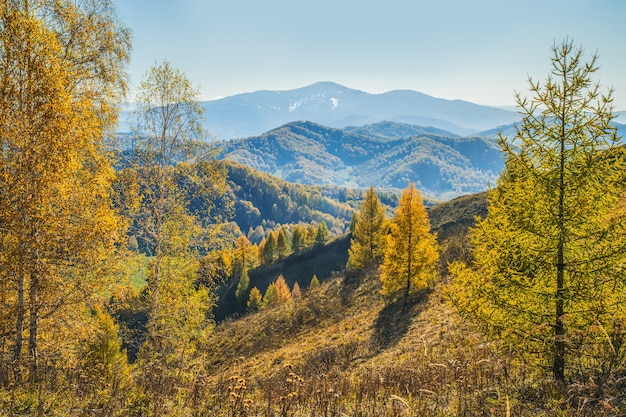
[219,121,503,200]
[220,160,401,238]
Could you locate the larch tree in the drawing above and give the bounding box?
[232,235,255,279]
[291,224,306,252]
[347,186,387,270]
[450,40,626,383]
[247,287,263,312]
[380,183,438,306]
[274,274,292,305]
[292,282,302,299]
[315,221,330,244]
[262,282,278,309]
[235,270,250,304]
[0,0,130,383]
[276,227,289,259]
[261,233,277,265]
[309,275,320,290]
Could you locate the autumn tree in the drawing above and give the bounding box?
[291,224,307,252]
[274,275,292,304]
[306,225,317,246]
[235,270,250,304]
[232,235,255,279]
[247,287,263,312]
[262,283,277,309]
[309,275,320,290]
[0,0,130,383]
[315,221,330,244]
[292,282,302,299]
[380,183,438,305]
[347,186,387,270]
[260,232,277,265]
[131,61,222,366]
[276,227,290,259]
[450,40,626,383]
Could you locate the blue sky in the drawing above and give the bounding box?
[114,0,626,109]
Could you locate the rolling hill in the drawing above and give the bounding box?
[219,121,503,200]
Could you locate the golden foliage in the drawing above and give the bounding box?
[380,183,439,303]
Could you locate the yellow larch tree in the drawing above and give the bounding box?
[380,183,438,305]
[449,41,626,383]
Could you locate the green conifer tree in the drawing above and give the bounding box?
[450,40,626,383]
[235,270,250,304]
[347,186,387,270]
[315,221,330,244]
[261,232,277,265]
[291,224,306,252]
[276,228,289,259]
[309,275,320,290]
[262,282,277,309]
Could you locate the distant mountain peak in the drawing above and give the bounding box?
[113,82,522,140]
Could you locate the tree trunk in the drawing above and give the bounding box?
[28,270,39,383]
[553,92,567,384]
[403,191,413,308]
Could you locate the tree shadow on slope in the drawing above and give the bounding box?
[371,288,432,351]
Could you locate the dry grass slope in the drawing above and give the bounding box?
[196,193,626,416]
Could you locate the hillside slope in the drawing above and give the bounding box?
[214,192,488,321]
[220,121,502,200]
[201,190,624,416]
[202,192,513,416]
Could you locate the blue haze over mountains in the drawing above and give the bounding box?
[200,82,521,139]
[118,82,626,200]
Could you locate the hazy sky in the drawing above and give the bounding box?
[114,0,626,109]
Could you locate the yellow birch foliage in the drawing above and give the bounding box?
[0,1,129,383]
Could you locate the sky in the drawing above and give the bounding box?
[113,0,626,109]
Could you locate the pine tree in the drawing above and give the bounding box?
[274,275,292,304]
[309,275,320,290]
[315,221,330,244]
[292,282,302,299]
[247,287,262,312]
[380,183,438,305]
[235,270,250,304]
[450,40,626,383]
[347,186,387,270]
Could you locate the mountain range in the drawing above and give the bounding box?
[219,121,503,200]
[201,82,521,139]
[118,82,521,139]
